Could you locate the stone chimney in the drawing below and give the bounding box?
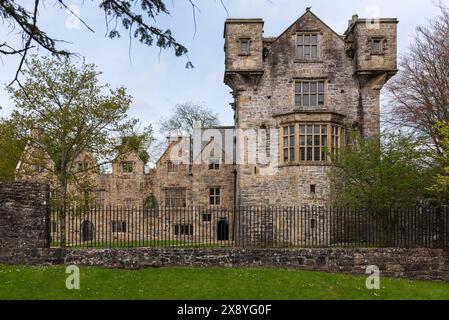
[348,14,359,27]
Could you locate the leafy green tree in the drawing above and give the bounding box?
[0,118,27,181]
[428,121,449,201]
[330,131,433,209]
[7,55,153,245]
[0,0,201,84]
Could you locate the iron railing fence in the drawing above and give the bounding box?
[50,205,449,249]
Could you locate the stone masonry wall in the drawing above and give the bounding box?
[0,181,50,262]
[15,247,449,283]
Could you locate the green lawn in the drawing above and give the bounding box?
[1,265,449,300]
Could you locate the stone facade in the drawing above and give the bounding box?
[0,181,50,262]
[14,10,398,246]
[224,9,398,207]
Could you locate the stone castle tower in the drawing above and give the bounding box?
[224,9,398,207]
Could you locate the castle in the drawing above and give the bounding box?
[16,10,398,245]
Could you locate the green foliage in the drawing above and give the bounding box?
[0,118,27,181]
[7,55,153,205]
[0,0,192,71]
[428,121,449,200]
[330,131,433,209]
[116,128,155,164]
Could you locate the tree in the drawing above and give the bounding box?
[0,118,27,181]
[0,0,237,84]
[330,131,433,209]
[159,102,220,137]
[386,1,449,156]
[428,121,449,201]
[7,55,153,245]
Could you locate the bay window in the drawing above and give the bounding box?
[281,123,344,164]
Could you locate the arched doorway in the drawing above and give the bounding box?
[217,219,229,241]
[81,220,95,242]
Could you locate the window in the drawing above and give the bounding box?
[167,161,179,173]
[165,188,186,208]
[34,163,45,173]
[202,213,212,222]
[299,124,328,162]
[281,123,344,164]
[371,38,384,55]
[310,184,316,195]
[296,33,319,59]
[295,80,325,107]
[209,188,221,205]
[174,224,194,236]
[331,125,343,160]
[239,38,250,55]
[310,219,316,229]
[144,195,156,209]
[77,162,89,172]
[121,161,133,173]
[112,220,127,233]
[283,125,295,162]
[209,159,220,170]
[51,221,57,233]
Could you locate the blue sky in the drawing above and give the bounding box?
[0,0,444,137]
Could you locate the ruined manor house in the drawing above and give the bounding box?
[16,9,398,244]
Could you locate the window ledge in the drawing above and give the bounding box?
[279,162,332,168]
[294,59,324,63]
[293,106,328,111]
[370,52,385,56]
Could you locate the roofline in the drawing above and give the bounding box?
[225,18,264,24]
[344,18,399,38]
[273,9,345,44]
[224,19,264,37]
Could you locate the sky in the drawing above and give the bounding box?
[0,0,445,138]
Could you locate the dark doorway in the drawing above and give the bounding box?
[81,220,95,242]
[217,219,229,241]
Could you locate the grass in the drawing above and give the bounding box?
[1,265,449,300]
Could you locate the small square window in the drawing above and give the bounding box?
[77,162,89,172]
[209,188,221,205]
[310,184,316,195]
[239,39,250,55]
[121,161,133,173]
[209,160,220,170]
[202,214,212,222]
[371,38,383,55]
[112,220,127,233]
[175,224,194,236]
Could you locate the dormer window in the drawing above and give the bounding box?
[77,162,89,172]
[296,33,319,59]
[239,38,250,55]
[167,161,179,173]
[121,161,133,173]
[371,38,384,55]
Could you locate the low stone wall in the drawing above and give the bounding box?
[17,247,449,282]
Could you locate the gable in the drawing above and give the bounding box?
[272,10,344,45]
